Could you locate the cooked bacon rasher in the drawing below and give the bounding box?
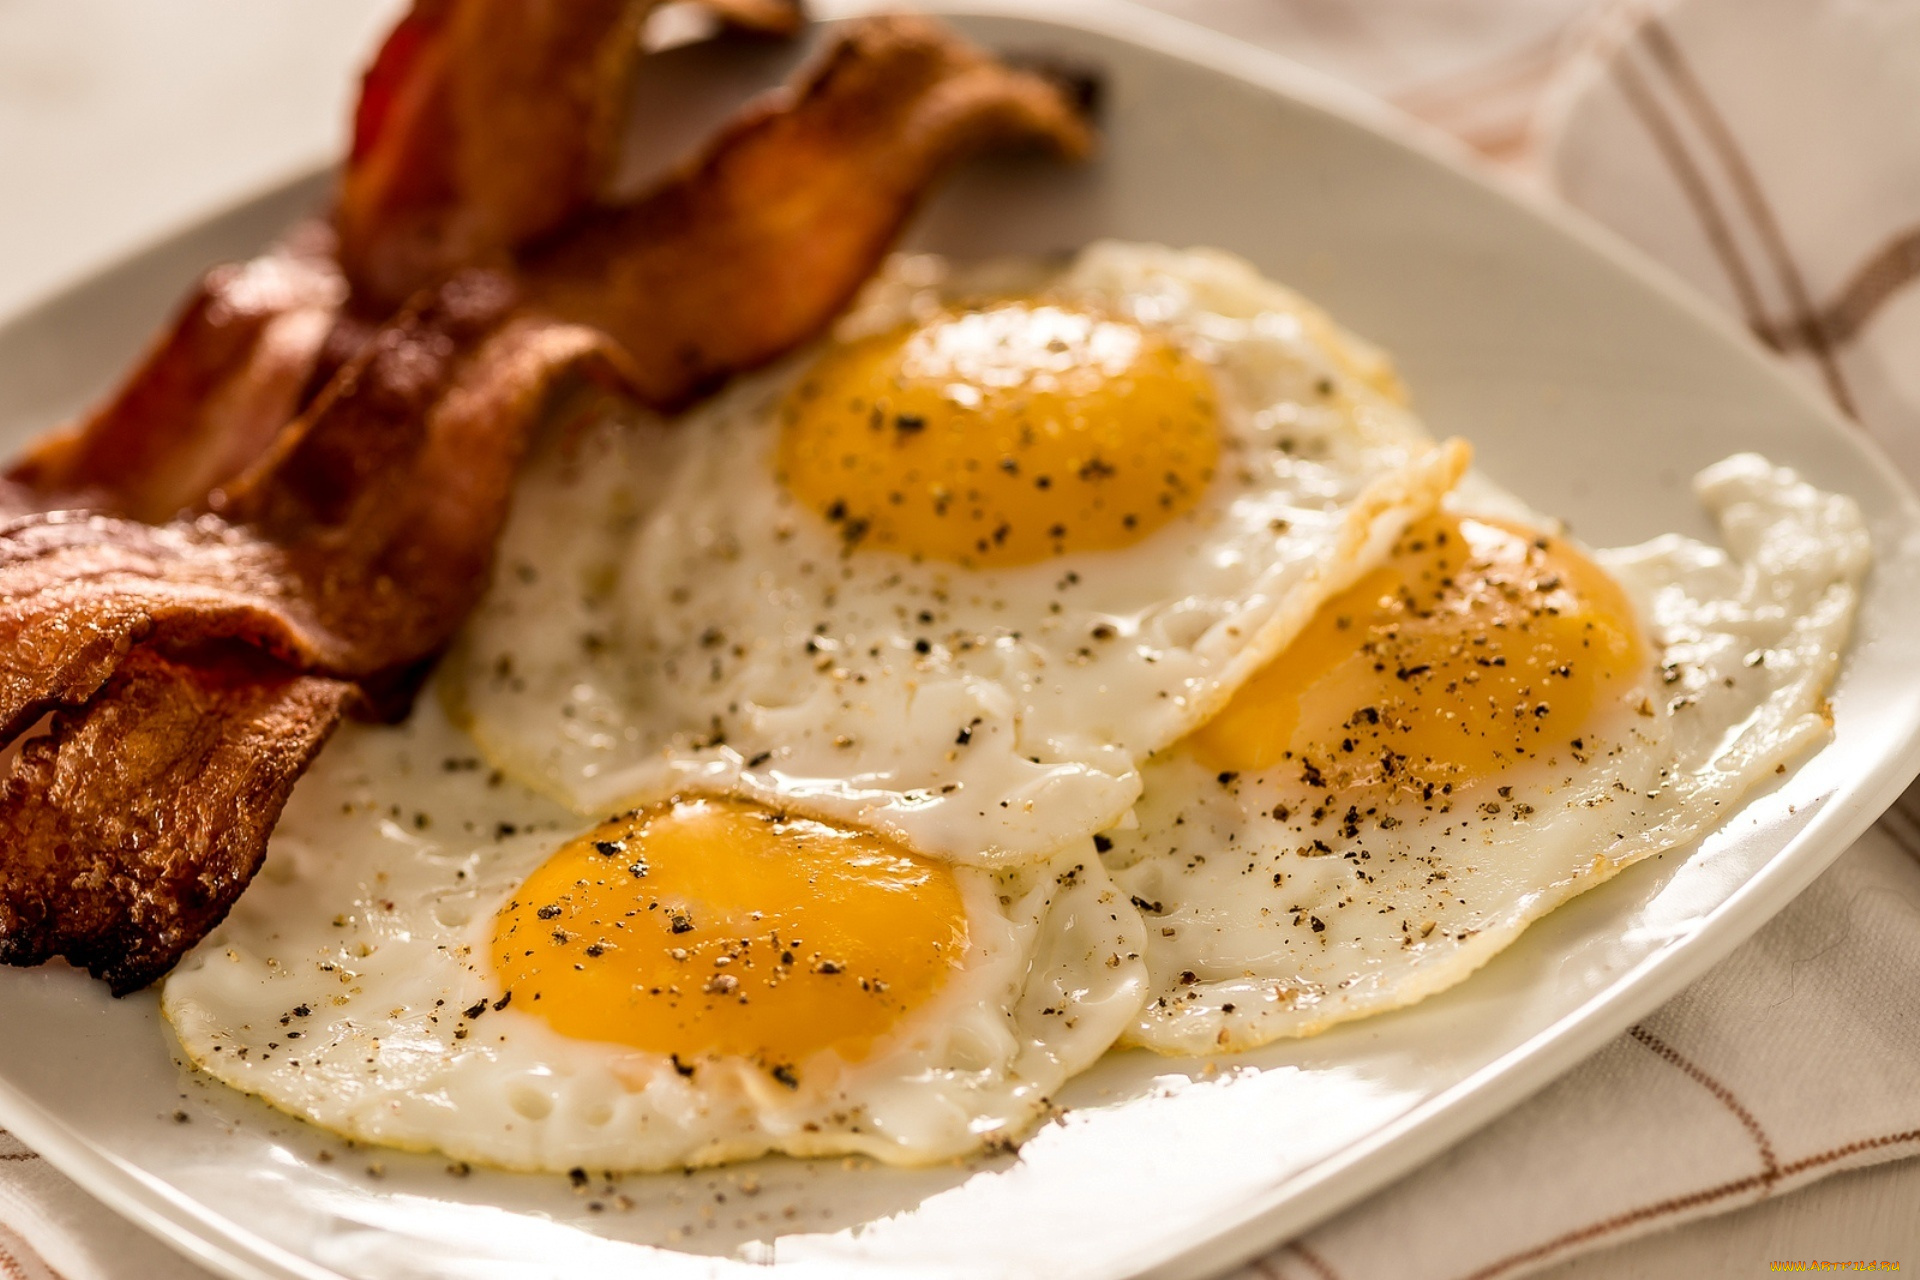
[3,227,347,526]
[0,7,1095,993]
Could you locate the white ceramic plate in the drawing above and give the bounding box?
[3,4,1919,1278]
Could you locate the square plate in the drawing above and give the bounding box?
[2,4,1918,1278]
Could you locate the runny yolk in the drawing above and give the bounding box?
[777,301,1221,567]
[491,797,967,1078]
[1192,513,1645,788]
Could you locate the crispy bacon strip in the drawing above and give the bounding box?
[338,0,820,311]
[10,2,823,525]
[0,648,354,993]
[2,226,344,523]
[0,275,631,734]
[0,292,631,989]
[337,0,652,310]
[1,14,1096,991]
[520,12,1095,408]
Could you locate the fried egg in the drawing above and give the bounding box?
[445,243,1467,867]
[1100,455,1870,1052]
[161,694,1148,1171]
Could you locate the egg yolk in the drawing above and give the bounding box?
[1193,513,1645,788]
[491,797,967,1077]
[777,302,1221,567]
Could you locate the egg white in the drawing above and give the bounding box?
[160,694,1148,1171]
[445,243,1465,867]
[1101,454,1870,1053]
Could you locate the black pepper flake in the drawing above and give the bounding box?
[492,991,513,1012]
[591,840,625,858]
[894,413,926,435]
[770,1064,800,1090]
[1309,916,1326,933]
[463,1001,487,1019]
[1093,834,1113,854]
[669,912,695,935]
[1130,894,1165,915]
[536,904,562,920]
[568,1167,589,1188]
[745,750,773,768]
[671,1054,697,1078]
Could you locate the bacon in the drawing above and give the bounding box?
[3,225,345,523]
[0,274,631,733]
[696,0,806,38]
[0,14,1097,990]
[337,0,824,312]
[0,648,355,994]
[337,0,649,310]
[519,12,1095,409]
[0,284,631,988]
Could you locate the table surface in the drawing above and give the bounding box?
[1,1,1913,1274]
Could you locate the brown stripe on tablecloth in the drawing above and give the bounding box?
[1612,53,1778,349]
[1638,18,1859,417]
[1257,1241,1343,1280]
[1777,1128,1920,1177]
[1627,1024,1780,1184]
[1452,1128,1920,1280]
[1803,225,1920,346]
[0,1223,66,1280]
[1292,1242,1344,1280]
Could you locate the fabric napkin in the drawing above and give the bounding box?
[3,1,1918,1277]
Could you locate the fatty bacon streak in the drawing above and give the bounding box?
[0,14,1095,992]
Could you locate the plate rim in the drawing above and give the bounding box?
[1,4,1917,1279]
